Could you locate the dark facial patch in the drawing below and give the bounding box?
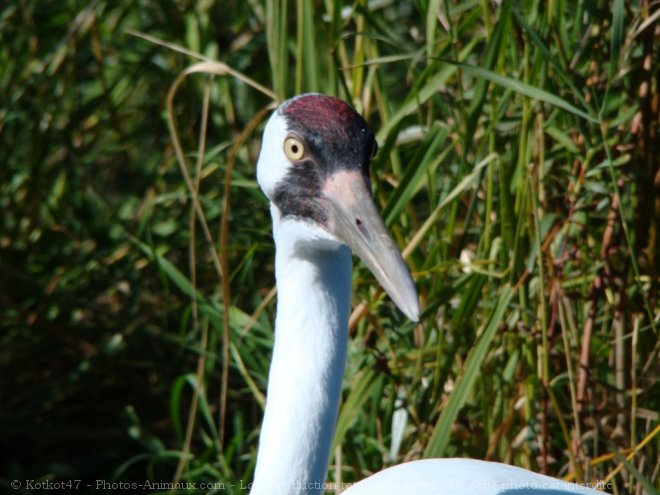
[272,159,328,226]
[273,95,376,225]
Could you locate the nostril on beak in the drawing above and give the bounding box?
[355,217,370,238]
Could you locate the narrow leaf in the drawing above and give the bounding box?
[383,126,450,225]
[613,452,660,495]
[609,0,625,80]
[426,0,442,58]
[451,62,598,123]
[333,368,380,450]
[424,284,515,457]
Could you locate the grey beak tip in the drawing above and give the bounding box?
[405,301,421,322]
[390,283,420,322]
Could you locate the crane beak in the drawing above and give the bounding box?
[322,170,420,322]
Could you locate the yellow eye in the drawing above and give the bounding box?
[284,137,305,161]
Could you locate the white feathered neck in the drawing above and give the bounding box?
[249,205,352,495]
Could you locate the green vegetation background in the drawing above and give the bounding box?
[1,1,658,493]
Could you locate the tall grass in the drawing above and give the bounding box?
[1,1,658,494]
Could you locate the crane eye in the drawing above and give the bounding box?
[284,137,305,161]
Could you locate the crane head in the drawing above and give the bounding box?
[257,94,420,322]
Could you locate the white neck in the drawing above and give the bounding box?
[250,206,352,495]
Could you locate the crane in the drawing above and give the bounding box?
[249,93,603,495]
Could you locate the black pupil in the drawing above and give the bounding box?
[291,144,298,154]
